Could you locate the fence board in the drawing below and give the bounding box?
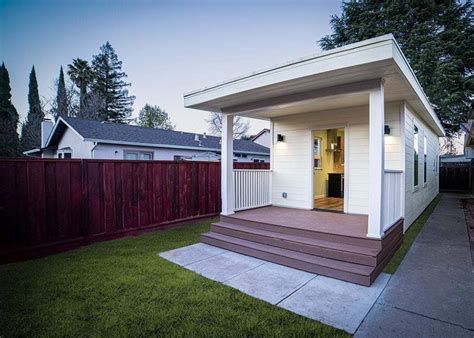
[0,159,269,262]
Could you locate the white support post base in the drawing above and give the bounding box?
[221,114,234,215]
[367,80,385,239]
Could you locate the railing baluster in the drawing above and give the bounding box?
[232,169,272,211]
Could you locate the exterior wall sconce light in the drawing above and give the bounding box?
[277,134,285,142]
[384,125,391,135]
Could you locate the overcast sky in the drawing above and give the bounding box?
[0,0,341,135]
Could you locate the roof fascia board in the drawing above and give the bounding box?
[184,38,394,108]
[45,117,86,147]
[391,43,445,136]
[184,34,395,99]
[88,138,269,156]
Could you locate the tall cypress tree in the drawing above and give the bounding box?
[0,62,20,157]
[91,42,135,122]
[55,66,68,119]
[319,1,473,137]
[21,66,44,151]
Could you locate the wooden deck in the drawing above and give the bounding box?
[201,206,403,286]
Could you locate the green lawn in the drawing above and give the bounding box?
[383,194,441,274]
[0,218,347,337]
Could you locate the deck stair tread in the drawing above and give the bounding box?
[212,221,379,257]
[202,231,374,276]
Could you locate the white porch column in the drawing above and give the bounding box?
[367,80,385,238]
[221,113,234,215]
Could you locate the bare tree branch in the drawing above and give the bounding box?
[206,112,250,139]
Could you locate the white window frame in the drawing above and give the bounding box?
[124,151,153,160]
[413,124,419,191]
[423,135,427,187]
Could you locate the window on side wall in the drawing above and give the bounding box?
[413,125,419,189]
[423,136,427,185]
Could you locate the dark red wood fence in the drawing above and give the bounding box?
[0,159,269,262]
[439,162,472,193]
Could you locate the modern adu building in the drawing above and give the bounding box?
[184,35,444,286]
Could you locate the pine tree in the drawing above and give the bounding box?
[319,1,473,137]
[91,42,135,122]
[21,66,44,151]
[0,63,20,157]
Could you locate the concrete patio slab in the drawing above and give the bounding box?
[186,251,265,282]
[224,262,316,305]
[278,273,390,334]
[355,303,473,338]
[158,243,225,266]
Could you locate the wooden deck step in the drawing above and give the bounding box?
[201,232,375,286]
[221,214,397,249]
[211,222,380,266]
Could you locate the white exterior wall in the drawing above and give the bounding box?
[271,102,405,215]
[272,105,370,213]
[252,130,271,148]
[42,128,94,159]
[403,103,439,229]
[92,144,268,162]
[384,102,403,170]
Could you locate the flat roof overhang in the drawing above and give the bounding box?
[184,34,445,136]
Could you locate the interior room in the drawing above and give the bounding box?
[313,128,345,212]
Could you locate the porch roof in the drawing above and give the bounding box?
[184,34,444,136]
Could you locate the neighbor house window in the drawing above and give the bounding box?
[124,151,153,160]
[413,125,419,188]
[423,136,427,185]
[314,138,322,169]
[125,152,139,160]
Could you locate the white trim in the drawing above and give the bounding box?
[45,117,85,147]
[184,35,444,137]
[184,35,394,98]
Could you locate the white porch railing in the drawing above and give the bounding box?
[382,170,404,231]
[233,169,272,211]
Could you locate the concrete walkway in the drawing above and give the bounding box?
[160,243,390,334]
[355,194,474,337]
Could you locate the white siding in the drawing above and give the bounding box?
[56,128,94,158]
[92,144,269,162]
[271,102,405,214]
[272,105,370,213]
[403,103,439,229]
[384,102,403,170]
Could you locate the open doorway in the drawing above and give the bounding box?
[313,128,345,212]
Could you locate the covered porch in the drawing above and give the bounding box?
[184,35,443,285]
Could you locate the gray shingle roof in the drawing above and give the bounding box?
[58,117,269,154]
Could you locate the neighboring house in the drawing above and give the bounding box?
[25,117,269,163]
[184,35,444,286]
[250,128,271,147]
